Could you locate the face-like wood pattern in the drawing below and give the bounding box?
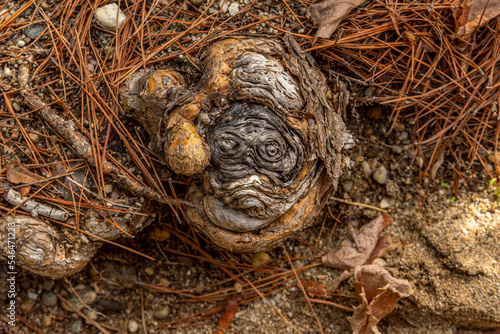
[122,35,354,251]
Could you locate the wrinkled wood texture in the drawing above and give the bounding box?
[122,35,353,251]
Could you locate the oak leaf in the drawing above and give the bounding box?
[348,264,413,334]
[453,0,500,40]
[307,0,365,40]
[322,215,391,270]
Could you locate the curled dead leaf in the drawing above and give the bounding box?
[348,264,413,334]
[307,0,365,40]
[7,160,46,185]
[322,214,391,270]
[300,279,330,298]
[453,0,500,40]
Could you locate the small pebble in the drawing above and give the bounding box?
[379,199,391,209]
[27,289,39,300]
[12,102,21,112]
[252,251,271,267]
[42,279,56,291]
[342,180,353,193]
[372,166,388,184]
[128,320,139,333]
[190,0,205,6]
[20,299,36,313]
[40,291,57,307]
[70,319,83,333]
[104,184,113,193]
[362,161,372,178]
[42,316,52,327]
[25,24,45,39]
[144,267,155,276]
[29,132,41,143]
[95,4,127,30]
[234,282,243,293]
[152,305,170,319]
[17,40,26,47]
[61,285,97,312]
[4,67,12,76]
[228,3,239,15]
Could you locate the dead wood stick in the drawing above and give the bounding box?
[17,66,173,206]
[4,189,69,221]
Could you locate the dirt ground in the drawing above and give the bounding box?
[1,105,499,333]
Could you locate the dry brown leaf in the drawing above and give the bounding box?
[322,215,391,270]
[6,160,45,185]
[307,0,365,40]
[20,186,31,198]
[453,0,500,40]
[301,279,330,298]
[348,264,413,334]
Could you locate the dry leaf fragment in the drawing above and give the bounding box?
[348,264,413,334]
[301,279,330,298]
[453,0,500,40]
[322,215,391,270]
[307,0,365,40]
[6,160,45,185]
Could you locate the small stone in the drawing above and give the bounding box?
[362,161,372,178]
[104,184,113,193]
[25,24,45,39]
[392,122,405,132]
[42,316,52,327]
[41,291,57,307]
[342,180,353,193]
[85,310,99,325]
[405,193,412,201]
[391,145,403,154]
[234,282,243,293]
[228,3,239,15]
[372,166,388,184]
[128,320,139,333]
[4,67,12,77]
[27,289,39,300]
[29,132,41,143]
[220,1,228,13]
[61,285,97,312]
[42,279,56,291]
[252,251,271,267]
[20,299,36,313]
[144,267,155,276]
[70,319,83,333]
[12,102,21,112]
[152,305,170,319]
[17,40,26,47]
[95,4,127,30]
[190,0,205,6]
[379,199,391,209]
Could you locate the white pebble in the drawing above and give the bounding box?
[228,3,239,15]
[12,102,21,112]
[4,67,12,77]
[17,40,26,47]
[362,161,372,178]
[379,199,391,209]
[373,166,388,184]
[128,320,139,333]
[95,4,127,30]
